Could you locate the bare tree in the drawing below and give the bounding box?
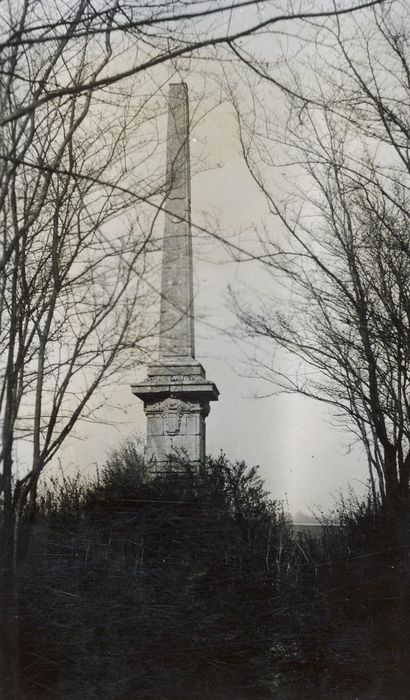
[0,9,169,575]
[0,10,171,693]
[229,0,410,510]
[0,0,383,129]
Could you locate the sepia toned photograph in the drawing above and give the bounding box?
[0,1,409,698]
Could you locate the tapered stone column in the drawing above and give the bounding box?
[132,83,219,464]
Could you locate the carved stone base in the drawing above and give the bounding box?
[131,362,218,465]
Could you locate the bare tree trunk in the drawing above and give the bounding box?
[383,445,400,512]
[0,480,20,700]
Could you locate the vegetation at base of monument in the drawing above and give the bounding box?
[12,449,292,699]
[2,445,409,699]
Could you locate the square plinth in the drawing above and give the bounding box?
[132,365,218,464]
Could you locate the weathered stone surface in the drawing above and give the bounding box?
[132,83,218,465]
[159,82,194,361]
[147,362,205,378]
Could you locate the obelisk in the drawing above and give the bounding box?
[132,83,219,465]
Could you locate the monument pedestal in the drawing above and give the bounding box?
[132,363,218,464]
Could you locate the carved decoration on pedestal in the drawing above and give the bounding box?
[162,398,184,435]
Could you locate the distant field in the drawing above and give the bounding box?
[293,523,338,537]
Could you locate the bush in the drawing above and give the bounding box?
[272,492,410,699]
[10,448,410,699]
[17,448,292,700]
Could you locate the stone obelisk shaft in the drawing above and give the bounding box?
[132,83,218,465]
[160,82,195,360]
